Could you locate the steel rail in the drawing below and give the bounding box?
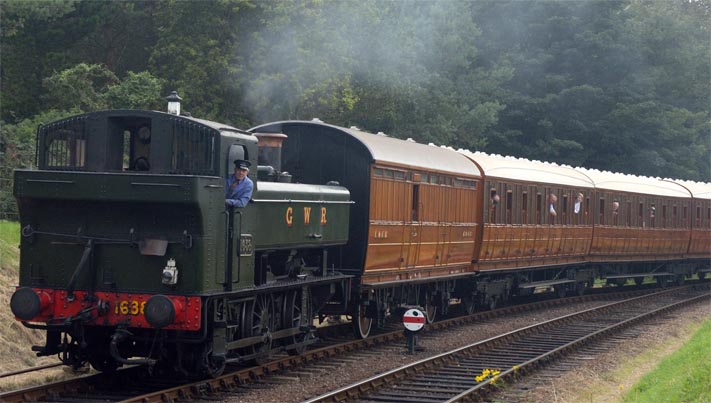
[0,286,677,403]
[301,285,707,403]
[0,363,62,380]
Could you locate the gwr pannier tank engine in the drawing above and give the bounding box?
[10,108,353,376]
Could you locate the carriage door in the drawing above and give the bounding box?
[404,182,421,268]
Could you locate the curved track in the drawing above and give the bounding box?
[303,285,708,403]
[0,285,702,403]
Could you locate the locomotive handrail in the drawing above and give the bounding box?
[252,198,355,204]
[21,225,192,248]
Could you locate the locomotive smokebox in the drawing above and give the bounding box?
[255,132,288,174]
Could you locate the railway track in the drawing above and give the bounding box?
[304,284,708,403]
[0,284,700,403]
[0,364,62,380]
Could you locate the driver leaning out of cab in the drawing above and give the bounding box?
[225,159,253,208]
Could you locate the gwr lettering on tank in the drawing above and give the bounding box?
[285,206,328,227]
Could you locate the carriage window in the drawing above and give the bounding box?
[489,188,499,224]
[562,194,569,225]
[683,206,688,227]
[639,203,644,227]
[626,201,632,227]
[454,178,477,188]
[522,192,529,224]
[373,168,383,177]
[672,205,678,228]
[662,205,668,228]
[411,184,420,221]
[506,190,513,224]
[599,198,605,225]
[536,193,542,225]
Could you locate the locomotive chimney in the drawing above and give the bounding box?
[254,132,287,172]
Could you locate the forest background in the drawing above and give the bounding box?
[1,0,709,218]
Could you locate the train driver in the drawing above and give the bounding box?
[225,159,253,208]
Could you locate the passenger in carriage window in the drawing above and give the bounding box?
[489,190,500,223]
[548,194,557,217]
[491,190,500,205]
[574,193,584,214]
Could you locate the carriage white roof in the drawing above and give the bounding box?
[343,128,481,177]
[667,179,711,200]
[575,168,691,198]
[250,120,481,178]
[458,151,595,188]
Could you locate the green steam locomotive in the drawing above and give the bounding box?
[11,105,353,376]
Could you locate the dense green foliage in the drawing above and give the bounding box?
[1,0,709,217]
[624,319,711,403]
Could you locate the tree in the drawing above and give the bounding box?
[42,63,118,112]
[0,0,78,121]
[105,71,166,110]
[0,110,79,218]
[149,0,254,122]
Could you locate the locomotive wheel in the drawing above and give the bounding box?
[242,294,274,364]
[283,290,313,355]
[353,303,372,339]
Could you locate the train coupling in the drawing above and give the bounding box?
[110,328,157,366]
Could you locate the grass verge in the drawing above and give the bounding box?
[623,318,711,403]
[0,220,68,391]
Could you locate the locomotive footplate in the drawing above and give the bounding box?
[209,272,353,298]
